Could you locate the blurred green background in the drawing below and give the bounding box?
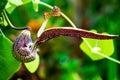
[0,0,120,80]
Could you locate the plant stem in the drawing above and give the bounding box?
[37,1,76,28]
[82,38,93,50]
[0,28,5,37]
[61,13,76,28]
[38,1,53,9]
[96,51,120,64]
[37,1,120,64]
[2,10,28,30]
[37,19,48,37]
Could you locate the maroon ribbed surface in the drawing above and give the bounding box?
[35,27,118,46]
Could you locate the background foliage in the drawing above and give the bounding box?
[0,0,120,80]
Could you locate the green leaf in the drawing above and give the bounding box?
[24,54,40,73]
[0,33,21,80]
[7,0,32,6]
[5,2,16,13]
[8,0,23,6]
[80,30,114,60]
[21,0,32,4]
[5,0,32,13]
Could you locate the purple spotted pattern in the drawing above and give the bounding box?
[12,30,37,62]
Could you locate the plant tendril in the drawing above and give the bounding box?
[2,10,29,30]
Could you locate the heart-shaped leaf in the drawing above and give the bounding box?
[0,33,21,80]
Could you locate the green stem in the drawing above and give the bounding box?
[0,28,5,37]
[37,1,76,28]
[38,1,53,9]
[38,1,120,64]
[96,51,120,64]
[37,19,48,37]
[82,38,93,50]
[2,10,28,30]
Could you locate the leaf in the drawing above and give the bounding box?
[8,0,23,6]
[80,30,114,60]
[5,2,16,14]
[8,0,32,6]
[24,54,40,73]
[5,0,32,13]
[0,34,21,80]
[21,0,32,4]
